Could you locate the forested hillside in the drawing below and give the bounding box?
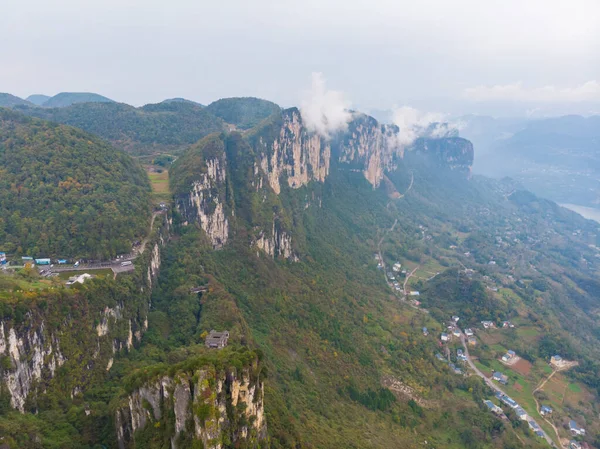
[206,97,281,129]
[14,101,227,155]
[41,92,114,107]
[0,108,151,258]
[0,93,33,108]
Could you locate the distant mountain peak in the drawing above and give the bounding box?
[160,97,205,107]
[42,92,114,108]
[0,92,33,108]
[26,94,51,106]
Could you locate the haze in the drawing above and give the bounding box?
[2,0,599,117]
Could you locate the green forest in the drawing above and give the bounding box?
[0,108,151,259]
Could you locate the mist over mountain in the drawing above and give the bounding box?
[461,114,600,209]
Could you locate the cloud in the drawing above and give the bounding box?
[300,72,352,138]
[390,106,463,147]
[464,81,600,103]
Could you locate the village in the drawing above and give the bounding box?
[373,209,595,449]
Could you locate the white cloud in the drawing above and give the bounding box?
[390,106,463,147]
[464,81,600,103]
[300,72,352,138]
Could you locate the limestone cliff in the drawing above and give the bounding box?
[115,356,266,449]
[254,220,298,261]
[409,137,474,176]
[336,114,401,187]
[174,135,230,249]
[249,108,330,194]
[0,214,169,413]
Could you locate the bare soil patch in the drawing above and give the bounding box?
[511,358,532,376]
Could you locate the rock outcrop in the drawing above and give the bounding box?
[0,321,64,411]
[336,114,401,187]
[0,214,170,412]
[175,139,230,249]
[116,363,266,449]
[255,221,298,261]
[252,108,330,194]
[409,137,474,176]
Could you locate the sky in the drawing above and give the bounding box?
[1,0,599,117]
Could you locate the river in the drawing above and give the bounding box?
[560,203,600,224]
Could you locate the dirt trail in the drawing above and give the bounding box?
[135,211,163,256]
[532,370,566,448]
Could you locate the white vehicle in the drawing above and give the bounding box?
[121,261,133,267]
[74,261,80,267]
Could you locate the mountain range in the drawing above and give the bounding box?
[0,95,599,449]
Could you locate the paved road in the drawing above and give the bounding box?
[45,211,165,276]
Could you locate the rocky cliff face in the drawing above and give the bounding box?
[0,321,65,411]
[176,149,230,249]
[336,114,402,187]
[252,108,330,194]
[410,137,474,176]
[0,215,169,413]
[255,220,298,261]
[172,109,474,256]
[116,363,266,449]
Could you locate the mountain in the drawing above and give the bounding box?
[0,108,151,258]
[160,97,205,107]
[1,102,600,449]
[41,92,115,107]
[206,97,281,130]
[25,94,51,106]
[0,93,33,108]
[462,114,600,208]
[16,101,227,155]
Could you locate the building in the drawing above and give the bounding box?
[0,252,6,265]
[205,330,230,349]
[66,273,92,285]
[464,328,474,337]
[497,394,518,409]
[515,407,528,420]
[468,336,477,346]
[440,333,449,342]
[392,262,402,272]
[502,321,514,328]
[452,315,460,322]
[453,329,461,338]
[502,350,516,362]
[540,405,553,416]
[569,441,582,449]
[409,291,420,296]
[435,353,445,361]
[481,320,495,329]
[35,258,51,265]
[492,372,508,385]
[569,420,585,436]
[422,327,428,336]
[483,400,503,414]
[57,259,67,264]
